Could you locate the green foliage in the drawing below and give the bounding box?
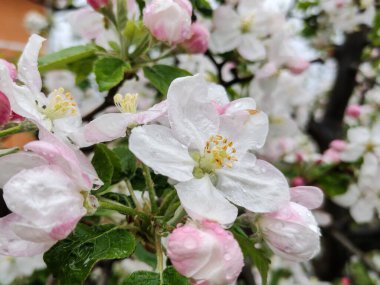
[68,56,96,84]
[124,21,150,54]
[191,0,213,17]
[113,145,137,178]
[38,45,97,72]
[44,224,136,285]
[94,57,130,91]
[348,261,377,285]
[122,267,188,285]
[143,65,192,95]
[232,227,270,285]
[134,242,157,269]
[91,144,123,193]
[307,164,353,197]
[296,0,319,10]
[369,11,380,46]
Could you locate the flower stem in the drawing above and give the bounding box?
[167,206,186,226]
[155,229,164,284]
[126,179,143,211]
[98,197,149,220]
[142,164,158,214]
[0,125,23,138]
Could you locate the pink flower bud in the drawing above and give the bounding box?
[0,59,18,125]
[341,277,351,285]
[0,92,11,126]
[258,201,321,262]
[322,149,341,164]
[168,221,244,285]
[287,58,310,75]
[181,23,209,54]
[291,176,305,187]
[346,104,361,118]
[143,0,192,45]
[87,0,109,10]
[330,139,347,152]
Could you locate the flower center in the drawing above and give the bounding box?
[192,135,238,178]
[240,15,254,33]
[39,88,77,120]
[114,93,138,113]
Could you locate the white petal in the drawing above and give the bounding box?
[3,166,85,228]
[167,75,219,150]
[0,152,47,188]
[220,109,268,153]
[0,65,43,121]
[238,35,266,61]
[350,199,375,223]
[83,113,134,144]
[216,153,290,213]
[210,7,241,53]
[207,83,230,106]
[34,128,102,189]
[17,34,45,94]
[340,144,366,162]
[175,176,238,225]
[347,127,370,144]
[129,125,195,182]
[333,184,360,207]
[290,186,324,209]
[0,214,54,257]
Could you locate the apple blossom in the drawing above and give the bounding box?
[143,0,192,44]
[0,130,101,256]
[258,186,323,262]
[129,75,289,225]
[167,221,244,285]
[182,23,210,54]
[0,34,82,137]
[340,121,380,162]
[334,153,380,223]
[210,0,285,61]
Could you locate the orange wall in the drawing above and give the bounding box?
[0,0,45,58]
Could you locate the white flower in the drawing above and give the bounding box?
[334,153,380,223]
[340,121,380,162]
[129,75,290,225]
[0,34,82,137]
[210,0,285,60]
[0,254,45,285]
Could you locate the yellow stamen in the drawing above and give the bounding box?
[114,93,138,113]
[41,88,77,120]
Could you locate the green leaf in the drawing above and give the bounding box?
[122,267,188,285]
[113,145,137,177]
[38,45,97,72]
[91,144,123,193]
[116,0,128,30]
[94,57,129,91]
[44,224,136,285]
[143,65,191,95]
[163,266,189,285]
[232,229,270,285]
[134,242,157,269]
[68,56,96,84]
[122,271,159,285]
[191,0,213,17]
